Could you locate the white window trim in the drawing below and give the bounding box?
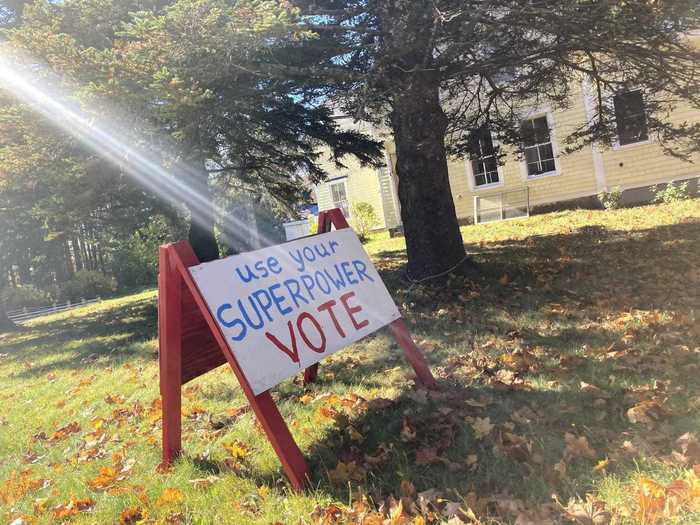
[518,109,561,180]
[610,89,654,150]
[464,131,505,192]
[580,79,608,192]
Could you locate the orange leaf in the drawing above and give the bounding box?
[87,466,118,490]
[156,487,184,507]
[53,496,95,519]
[637,477,665,525]
[49,421,81,442]
[119,506,147,525]
[222,440,249,460]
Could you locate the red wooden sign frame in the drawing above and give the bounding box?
[158,208,436,491]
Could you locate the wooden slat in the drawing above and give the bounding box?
[180,283,227,383]
[159,247,183,467]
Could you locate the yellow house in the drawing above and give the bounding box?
[314,118,402,231]
[314,37,700,227]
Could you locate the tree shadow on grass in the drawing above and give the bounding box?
[300,362,697,508]
[257,219,700,501]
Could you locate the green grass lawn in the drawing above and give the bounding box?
[2,200,700,524]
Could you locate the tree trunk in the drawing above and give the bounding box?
[72,237,84,272]
[97,242,106,274]
[187,174,220,263]
[390,72,469,282]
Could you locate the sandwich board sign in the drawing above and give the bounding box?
[189,228,402,395]
[158,208,435,491]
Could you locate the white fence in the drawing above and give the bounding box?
[7,297,101,324]
[474,187,530,224]
[283,219,311,241]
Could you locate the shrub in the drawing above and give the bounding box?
[307,214,318,236]
[350,202,379,242]
[59,271,116,302]
[0,285,52,310]
[652,180,691,204]
[111,220,170,288]
[597,187,623,210]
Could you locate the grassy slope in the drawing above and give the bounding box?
[2,200,700,524]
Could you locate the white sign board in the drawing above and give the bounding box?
[189,229,401,395]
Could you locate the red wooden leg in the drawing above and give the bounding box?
[390,319,437,389]
[159,248,183,467]
[303,363,319,385]
[249,391,310,491]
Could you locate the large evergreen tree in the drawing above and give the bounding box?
[285,0,700,280]
[2,0,383,262]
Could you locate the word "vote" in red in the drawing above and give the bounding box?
[265,291,368,363]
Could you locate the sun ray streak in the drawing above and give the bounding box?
[0,50,278,249]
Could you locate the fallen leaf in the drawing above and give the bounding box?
[637,477,665,524]
[328,461,365,485]
[554,459,567,479]
[299,394,314,405]
[627,400,668,426]
[400,417,417,442]
[400,479,416,498]
[673,433,700,465]
[188,476,220,489]
[53,496,95,519]
[471,417,494,439]
[593,458,610,472]
[119,506,147,525]
[87,466,118,490]
[49,421,81,442]
[563,495,611,525]
[223,440,249,460]
[564,433,596,461]
[156,488,184,507]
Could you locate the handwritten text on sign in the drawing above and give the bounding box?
[189,229,401,395]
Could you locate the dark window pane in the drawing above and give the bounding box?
[467,131,481,159]
[468,127,496,158]
[484,157,498,175]
[524,146,539,165]
[538,142,554,162]
[521,119,536,146]
[533,116,550,143]
[541,159,556,173]
[470,127,500,186]
[480,130,495,156]
[614,91,648,145]
[527,162,541,176]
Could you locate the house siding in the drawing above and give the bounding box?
[315,153,389,230]
[447,84,600,221]
[377,164,401,229]
[315,182,334,212]
[601,99,700,191]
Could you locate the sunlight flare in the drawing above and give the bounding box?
[0,50,276,249]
